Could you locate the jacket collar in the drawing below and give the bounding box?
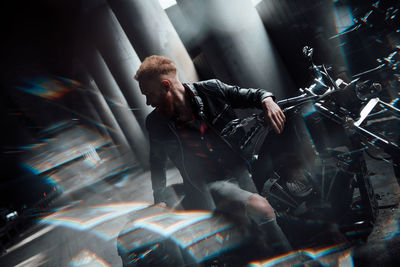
[183,83,205,118]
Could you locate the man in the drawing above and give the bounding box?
[135,55,291,255]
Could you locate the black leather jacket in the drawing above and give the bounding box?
[145,79,274,203]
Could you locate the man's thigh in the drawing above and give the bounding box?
[208,180,254,215]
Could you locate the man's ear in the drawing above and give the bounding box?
[161,79,171,90]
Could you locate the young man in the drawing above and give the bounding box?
[135,55,291,255]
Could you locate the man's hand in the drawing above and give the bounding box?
[156,202,167,208]
[262,97,286,134]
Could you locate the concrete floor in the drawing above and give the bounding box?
[350,154,400,266]
[0,167,182,267]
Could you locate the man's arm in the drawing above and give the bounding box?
[213,80,273,109]
[149,143,168,203]
[146,117,168,204]
[261,97,285,134]
[214,80,286,133]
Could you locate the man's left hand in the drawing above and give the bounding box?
[262,97,285,134]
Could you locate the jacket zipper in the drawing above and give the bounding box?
[212,104,230,125]
[167,121,206,194]
[188,83,250,167]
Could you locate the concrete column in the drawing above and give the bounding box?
[82,46,149,169]
[76,69,132,151]
[86,4,151,129]
[76,86,110,138]
[255,0,348,88]
[107,0,199,83]
[177,0,295,98]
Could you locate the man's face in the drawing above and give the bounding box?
[139,79,175,117]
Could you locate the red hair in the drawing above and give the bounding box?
[134,55,177,82]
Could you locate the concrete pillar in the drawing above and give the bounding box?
[82,46,149,169]
[76,85,110,138]
[107,0,199,83]
[76,69,132,151]
[255,0,348,88]
[177,0,295,98]
[86,4,151,129]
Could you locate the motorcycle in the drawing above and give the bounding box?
[117,47,400,266]
[248,46,400,248]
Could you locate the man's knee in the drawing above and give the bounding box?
[247,194,275,219]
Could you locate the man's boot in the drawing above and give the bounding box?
[258,217,293,257]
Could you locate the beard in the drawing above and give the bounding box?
[156,94,175,119]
